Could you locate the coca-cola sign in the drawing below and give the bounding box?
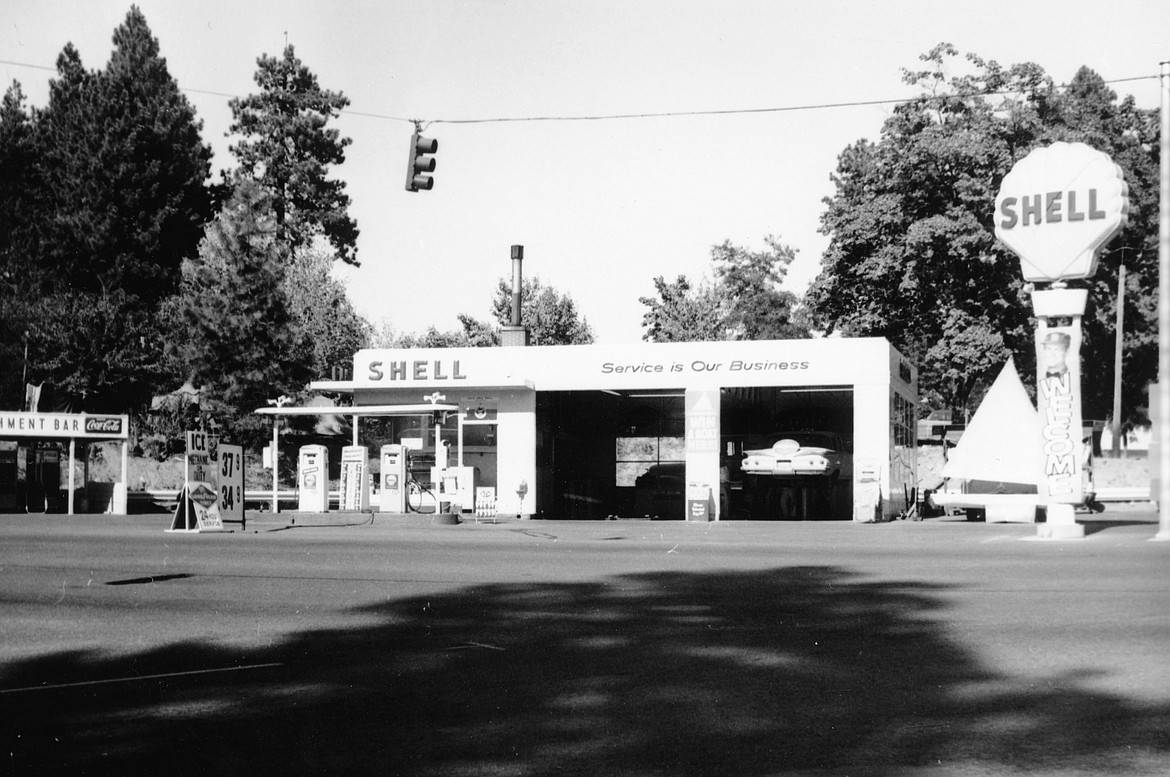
[0,411,128,439]
[85,416,124,435]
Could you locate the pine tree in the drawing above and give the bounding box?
[5,8,213,413]
[102,5,215,302]
[0,82,36,290]
[0,82,37,408]
[34,7,212,304]
[229,44,359,265]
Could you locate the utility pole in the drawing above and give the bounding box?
[1157,60,1170,541]
[1112,264,1125,456]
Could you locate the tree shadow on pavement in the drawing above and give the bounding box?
[2,566,1167,775]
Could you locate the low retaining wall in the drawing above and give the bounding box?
[917,445,1151,501]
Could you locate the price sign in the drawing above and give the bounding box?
[218,444,244,523]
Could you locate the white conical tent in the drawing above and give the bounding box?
[941,358,1042,485]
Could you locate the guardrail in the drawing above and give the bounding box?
[128,488,400,511]
[129,489,303,510]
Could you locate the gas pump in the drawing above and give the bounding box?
[429,465,476,513]
[380,444,409,513]
[427,406,477,513]
[297,445,330,512]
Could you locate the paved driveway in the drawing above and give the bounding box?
[1,509,1167,775]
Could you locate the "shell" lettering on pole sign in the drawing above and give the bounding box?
[994,142,1129,282]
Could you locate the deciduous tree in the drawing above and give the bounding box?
[384,277,593,348]
[283,244,372,379]
[488,276,595,345]
[173,180,314,442]
[807,44,1159,422]
[20,291,166,413]
[711,236,807,341]
[639,274,725,342]
[640,236,808,343]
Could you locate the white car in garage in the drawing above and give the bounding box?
[740,432,850,481]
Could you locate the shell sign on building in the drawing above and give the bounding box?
[995,141,1129,282]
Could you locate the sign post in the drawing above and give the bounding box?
[1156,60,1170,541]
[995,141,1129,538]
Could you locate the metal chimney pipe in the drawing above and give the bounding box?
[510,245,524,327]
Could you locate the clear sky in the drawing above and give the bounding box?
[3,1,1168,343]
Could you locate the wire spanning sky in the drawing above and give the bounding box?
[3,0,1168,343]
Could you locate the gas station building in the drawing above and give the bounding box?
[310,337,917,521]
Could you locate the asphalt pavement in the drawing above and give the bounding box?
[1,507,1167,776]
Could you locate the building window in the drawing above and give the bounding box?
[615,435,685,487]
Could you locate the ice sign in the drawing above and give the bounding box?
[994,142,1129,282]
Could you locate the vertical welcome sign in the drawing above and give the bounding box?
[995,142,1129,505]
[1034,318,1084,500]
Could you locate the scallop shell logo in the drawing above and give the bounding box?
[994,142,1129,282]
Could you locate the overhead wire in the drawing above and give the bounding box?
[426,75,1160,127]
[0,57,1161,129]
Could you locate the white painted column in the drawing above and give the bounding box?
[497,390,536,518]
[685,388,721,521]
[852,382,890,521]
[271,420,280,514]
[67,438,76,515]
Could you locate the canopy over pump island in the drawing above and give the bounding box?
[273,337,918,522]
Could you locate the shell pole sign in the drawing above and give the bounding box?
[995,142,1129,282]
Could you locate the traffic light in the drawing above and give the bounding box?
[405,132,438,192]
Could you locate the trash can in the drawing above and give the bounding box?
[853,460,882,522]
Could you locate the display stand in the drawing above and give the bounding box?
[168,483,226,532]
[166,431,229,533]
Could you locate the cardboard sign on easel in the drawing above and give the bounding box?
[167,431,227,532]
